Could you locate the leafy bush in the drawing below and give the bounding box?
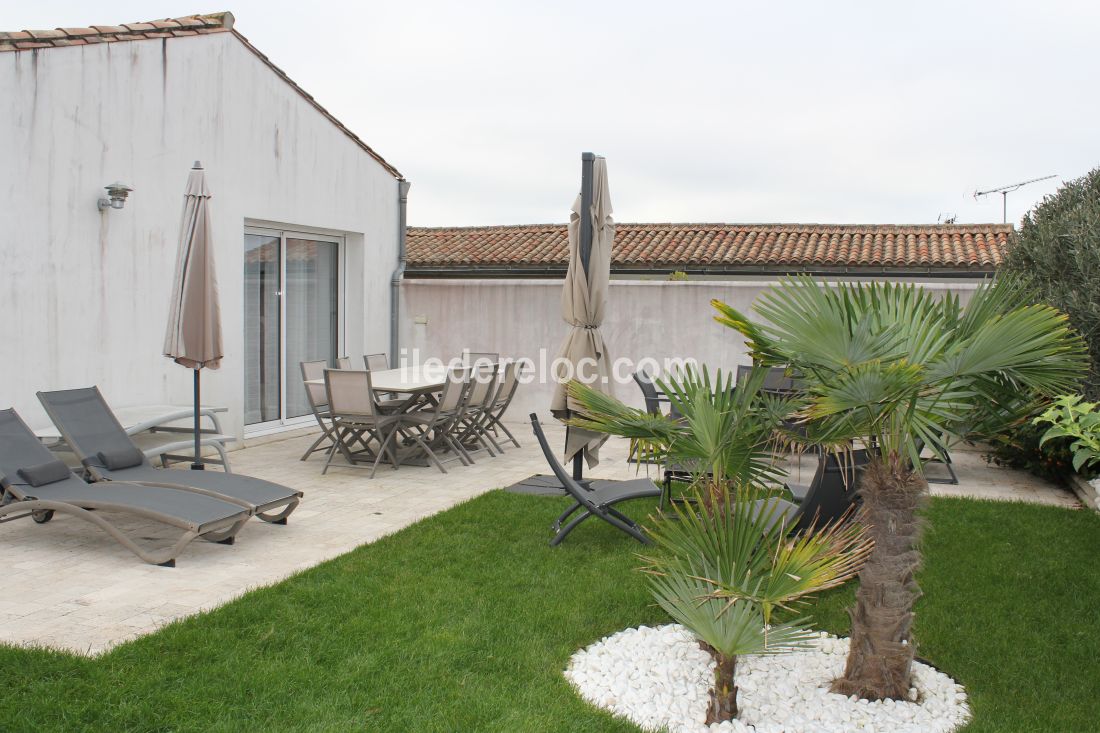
[1003,167,1100,400]
[986,414,1083,482]
[1034,395,1100,477]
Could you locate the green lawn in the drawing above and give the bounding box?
[1,492,1098,732]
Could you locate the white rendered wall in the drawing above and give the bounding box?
[399,277,985,420]
[0,33,400,438]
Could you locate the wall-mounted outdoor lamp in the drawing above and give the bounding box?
[97,182,133,211]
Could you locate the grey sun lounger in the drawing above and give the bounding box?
[530,414,662,546]
[0,409,249,566]
[38,387,302,525]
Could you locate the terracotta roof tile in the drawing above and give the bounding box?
[27,29,66,39]
[406,223,1012,273]
[0,11,404,180]
[1,16,230,51]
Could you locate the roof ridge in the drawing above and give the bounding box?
[0,12,234,46]
[407,221,1013,231]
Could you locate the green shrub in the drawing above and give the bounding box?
[986,416,1083,482]
[1034,395,1100,476]
[1003,167,1100,399]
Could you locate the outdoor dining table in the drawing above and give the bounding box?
[305,365,451,410]
[305,364,499,468]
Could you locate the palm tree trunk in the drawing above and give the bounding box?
[831,455,926,701]
[705,650,738,723]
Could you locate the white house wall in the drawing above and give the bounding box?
[1,33,400,437]
[399,278,984,420]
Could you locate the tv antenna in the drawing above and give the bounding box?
[974,174,1057,224]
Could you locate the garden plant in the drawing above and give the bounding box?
[712,276,1087,701]
[1033,394,1100,477]
[569,366,873,723]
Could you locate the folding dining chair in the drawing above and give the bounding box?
[299,360,338,461]
[397,368,473,473]
[453,364,502,458]
[322,369,401,477]
[463,350,500,368]
[363,353,390,372]
[483,360,522,450]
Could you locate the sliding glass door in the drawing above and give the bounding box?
[244,228,341,428]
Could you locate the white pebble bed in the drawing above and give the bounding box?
[563,624,971,733]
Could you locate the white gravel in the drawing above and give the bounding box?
[563,624,971,733]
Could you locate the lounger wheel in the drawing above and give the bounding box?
[32,509,54,524]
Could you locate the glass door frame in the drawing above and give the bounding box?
[244,224,345,435]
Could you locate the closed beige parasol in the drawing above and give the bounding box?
[163,161,223,469]
[551,155,614,467]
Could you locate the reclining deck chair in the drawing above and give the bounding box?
[531,414,661,546]
[0,409,249,566]
[38,387,302,525]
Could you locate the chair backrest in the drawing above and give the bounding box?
[466,364,499,410]
[464,351,500,368]
[336,357,352,370]
[492,361,521,408]
[363,353,390,372]
[439,367,472,413]
[633,369,663,415]
[37,387,152,468]
[737,364,802,395]
[300,360,329,409]
[530,414,598,511]
[796,448,871,531]
[324,369,379,417]
[0,409,79,494]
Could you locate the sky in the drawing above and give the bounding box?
[9,1,1100,227]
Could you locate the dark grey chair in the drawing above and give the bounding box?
[37,387,302,525]
[530,414,661,546]
[0,409,249,566]
[918,436,959,485]
[631,369,681,466]
[786,449,871,532]
[736,364,802,395]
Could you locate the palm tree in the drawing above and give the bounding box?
[568,366,791,504]
[569,367,872,722]
[643,489,871,722]
[712,276,1087,700]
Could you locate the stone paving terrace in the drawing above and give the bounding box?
[0,422,1080,655]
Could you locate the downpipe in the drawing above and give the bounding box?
[389,179,411,367]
